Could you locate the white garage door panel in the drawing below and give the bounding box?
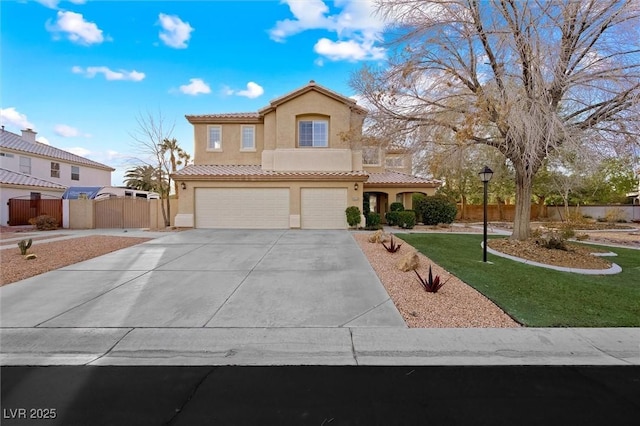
[196,188,289,228]
[301,188,348,229]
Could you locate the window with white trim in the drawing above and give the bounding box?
[71,165,80,181]
[363,147,380,165]
[19,156,31,174]
[241,125,255,151]
[385,156,404,168]
[298,120,328,147]
[51,162,60,178]
[208,125,222,150]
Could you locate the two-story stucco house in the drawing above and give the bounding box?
[172,81,439,229]
[0,127,114,225]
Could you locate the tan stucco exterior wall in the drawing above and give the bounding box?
[68,199,95,229]
[193,123,264,165]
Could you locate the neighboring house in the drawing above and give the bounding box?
[172,81,439,229]
[0,127,114,225]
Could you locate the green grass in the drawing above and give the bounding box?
[396,233,640,327]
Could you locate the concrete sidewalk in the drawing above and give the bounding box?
[1,229,638,366]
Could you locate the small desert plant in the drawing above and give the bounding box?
[382,234,402,253]
[534,230,568,251]
[345,206,362,228]
[17,239,32,255]
[604,208,626,224]
[28,215,58,230]
[415,265,449,293]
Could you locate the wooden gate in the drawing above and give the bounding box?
[94,197,150,228]
[8,198,62,226]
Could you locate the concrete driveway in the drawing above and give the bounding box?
[0,229,405,329]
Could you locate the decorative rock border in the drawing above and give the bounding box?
[481,243,622,275]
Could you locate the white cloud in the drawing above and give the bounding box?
[38,137,51,145]
[65,146,91,157]
[36,0,86,8]
[0,107,34,131]
[179,78,211,96]
[54,124,80,137]
[158,13,193,49]
[236,82,264,99]
[269,0,386,62]
[46,11,105,45]
[72,66,145,81]
[314,38,385,62]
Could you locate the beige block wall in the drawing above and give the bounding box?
[68,198,178,229]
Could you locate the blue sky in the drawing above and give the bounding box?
[1,0,387,185]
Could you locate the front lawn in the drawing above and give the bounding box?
[396,233,640,327]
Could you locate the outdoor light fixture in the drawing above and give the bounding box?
[354,183,359,191]
[181,182,186,190]
[479,166,494,262]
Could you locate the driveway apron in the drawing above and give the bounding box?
[0,229,406,329]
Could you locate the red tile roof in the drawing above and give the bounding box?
[173,164,368,180]
[365,171,440,187]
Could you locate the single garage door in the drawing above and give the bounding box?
[195,188,289,228]
[301,188,348,229]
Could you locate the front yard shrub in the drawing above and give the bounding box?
[385,211,400,226]
[28,215,59,230]
[414,195,457,226]
[389,202,404,212]
[345,206,362,228]
[397,211,416,229]
[365,212,382,229]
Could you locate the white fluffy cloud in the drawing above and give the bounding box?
[72,66,145,81]
[314,38,385,62]
[236,82,264,99]
[65,146,92,157]
[54,124,80,137]
[37,0,86,8]
[179,78,211,96]
[158,13,193,49]
[270,0,386,62]
[46,11,105,45]
[0,107,34,131]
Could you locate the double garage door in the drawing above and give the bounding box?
[195,188,347,229]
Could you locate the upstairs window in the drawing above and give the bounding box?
[241,125,255,151]
[71,165,80,181]
[19,156,31,174]
[385,157,404,168]
[208,125,222,151]
[298,120,328,147]
[51,162,60,178]
[363,147,380,165]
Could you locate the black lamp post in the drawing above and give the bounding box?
[479,166,494,262]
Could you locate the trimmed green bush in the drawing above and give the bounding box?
[366,212,381,229]
[415,195,457,225]
[397,211,416,229]
[345,206,362,228]
[389,202,404,212]
[385,211,400,226]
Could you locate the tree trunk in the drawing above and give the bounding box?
[511,169,533,240]
[536,195,546,220]
[165,177,171,227]
[460,194,467,220]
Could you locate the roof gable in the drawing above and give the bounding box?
[258,81,367,115]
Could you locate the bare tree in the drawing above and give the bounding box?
[129,111,175,227]
[351,0,640,239]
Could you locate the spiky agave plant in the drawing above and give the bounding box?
[382,234,402,253]
[17,238,32,255]
[415,265,449,293]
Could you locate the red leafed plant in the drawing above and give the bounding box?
[415,265,449,293]
[382,235,402,253]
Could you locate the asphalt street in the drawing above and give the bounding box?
[2,365,639,425]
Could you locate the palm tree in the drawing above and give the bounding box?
[160,138,190,195]
[124,165,159,192]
